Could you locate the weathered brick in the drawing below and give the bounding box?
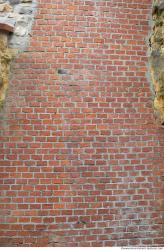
[0,0,164,247]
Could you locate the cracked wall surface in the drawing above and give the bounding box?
[0,0,37,107]
[149,0,164,125]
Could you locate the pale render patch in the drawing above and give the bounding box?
[0,0,37,107]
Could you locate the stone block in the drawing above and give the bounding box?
[0,3,13,12]
[0,22,14,32]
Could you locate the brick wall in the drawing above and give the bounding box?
[0,0,164,247]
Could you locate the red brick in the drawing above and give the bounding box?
[0,0,163,247]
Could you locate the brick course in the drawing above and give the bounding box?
[0,0,164,247]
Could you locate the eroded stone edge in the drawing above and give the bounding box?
[0,0,37,108]
[149,0,164,125]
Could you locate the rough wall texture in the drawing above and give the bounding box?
[0,33,13,107]
[0,0,164,247]
[149,0,164,124]
[0,0,37,107]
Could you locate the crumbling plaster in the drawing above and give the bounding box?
[149,0,164,125]
[0,0,37,108]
